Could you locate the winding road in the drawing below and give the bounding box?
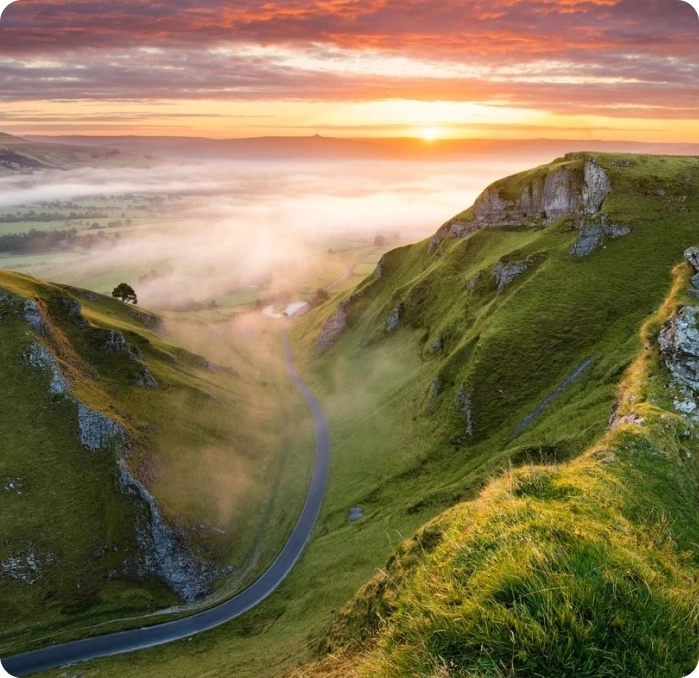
[2,327,330,677]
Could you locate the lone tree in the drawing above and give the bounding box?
[112,282,138,305]
[374,234,386,246]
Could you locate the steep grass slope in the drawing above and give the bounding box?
[27,152,699,678]
[289,153,699,676]
[0,271,307,656]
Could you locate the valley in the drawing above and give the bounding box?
[1,145,699,678]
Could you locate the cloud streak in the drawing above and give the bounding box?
[0,0,697,131]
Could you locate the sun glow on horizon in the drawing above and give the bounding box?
[417,127,440,142]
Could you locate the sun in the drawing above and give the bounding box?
[417,127,439,142]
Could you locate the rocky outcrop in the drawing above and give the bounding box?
[569,218,631,258]
[134,365,158,388]
[77,403,128,452]
[455,386,474,438]
[659,306,699,392]
[386,303,404,332]
[685,247,699,273]
[102,329,133,355]
[430,155,622,254]
[24,343,70,394]
[685,248,699,298]
[13,287,209,600]
[317,302,349,351]
[118,461,217,601]
[56,296,89,330]
[492,260,529,292]
[100,330,158,387]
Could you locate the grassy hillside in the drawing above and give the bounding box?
[26,152,699,678]
[0,271,313,656]
[0,134,154,174]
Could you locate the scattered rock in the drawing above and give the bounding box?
[386,303,404,332]
[454,386,474,438]
[3,477,24,494]
[347,507,364,523]
[609,413,645,429]
[132,311,161,330]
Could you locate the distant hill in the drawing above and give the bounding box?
[24,133,699,162]
[0,134,157,174]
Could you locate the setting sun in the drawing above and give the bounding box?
[418,127,439,142]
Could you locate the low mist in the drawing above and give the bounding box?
[0,155,551,307]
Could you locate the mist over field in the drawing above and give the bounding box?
[0,155,549,307]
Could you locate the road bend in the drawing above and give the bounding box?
[2,327,329,677]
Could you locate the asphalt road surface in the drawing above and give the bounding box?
[2,327,330,677]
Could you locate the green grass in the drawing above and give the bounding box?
[18,152,699,678]
[0,272,315,655]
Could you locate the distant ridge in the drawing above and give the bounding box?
[21,134,699,162]
[0,132,29,144]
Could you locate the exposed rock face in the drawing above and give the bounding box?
[24,343,70,394]
[386,303,404,332]
[101,330,157,386]
[118,461,217,601]
[685,247,699,273]
[134,365,158,388]
[102,330,131,354]
[56,296,89,330]
[77,403,127,452]
[23,299,47,336]
[317,301,349,350]
[659,306,699,392]
[430,156,622,255]
[492,260,529,292]
[12,287,209,600]
[569,218,631,258]
[465,158,610,230]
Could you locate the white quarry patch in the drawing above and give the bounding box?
[262,301,310,319]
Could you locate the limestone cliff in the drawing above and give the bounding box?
[430,154,625,255]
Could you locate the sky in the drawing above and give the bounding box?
[0,0,698,140]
